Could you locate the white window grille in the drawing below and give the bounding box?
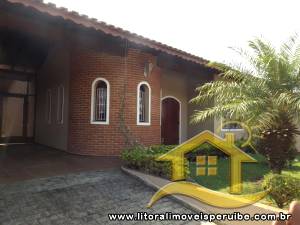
[137,82,151,125]
[95,83,107,122]
[139,86,146,122]
[91,78,109,124]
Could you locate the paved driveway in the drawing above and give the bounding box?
[0,144,121,184]
[0,169,204,225]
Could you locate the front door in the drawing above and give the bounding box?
[161,97,180,145]
[0,78,35,143]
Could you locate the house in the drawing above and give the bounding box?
[0,0,218,156]
[157,130,256,194]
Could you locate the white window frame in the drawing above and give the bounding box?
[90,77,110,125]
[220,118,244,131]
[57,85,64,124]
[46,89,52,124]
[137,81,151,126]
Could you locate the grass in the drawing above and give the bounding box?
[188,154,300,207]
[283,155,300,179]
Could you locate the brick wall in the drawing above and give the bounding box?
[68,47,161,156]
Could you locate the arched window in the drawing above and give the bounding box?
[91,78,110,124]
[137,81,151,125]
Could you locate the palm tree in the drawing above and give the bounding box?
[191,36,300,173]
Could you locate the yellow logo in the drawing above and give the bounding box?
[147,126,269,208]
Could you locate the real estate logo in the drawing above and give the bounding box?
[147,123,269,208]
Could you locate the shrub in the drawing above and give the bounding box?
[121,145,175,179]
[256,114,298,174]
[262,173,300,208]
[121,145,189,179]
[148,145,176,155]
[234,138,257,154]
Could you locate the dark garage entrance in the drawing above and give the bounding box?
[0,29,48,144]
[0,2,124,186]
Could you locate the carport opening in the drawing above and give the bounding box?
[0,28,49,144]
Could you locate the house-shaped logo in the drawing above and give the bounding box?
[157,130,256,194]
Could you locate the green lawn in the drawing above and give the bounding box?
[283,155,300,179]
[188,154,300,207]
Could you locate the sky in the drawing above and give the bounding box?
[45,0,300,63]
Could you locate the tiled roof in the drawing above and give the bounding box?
[5,0,209,65]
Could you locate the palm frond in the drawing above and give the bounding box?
[193,35,300,137]
[280,33,298,61]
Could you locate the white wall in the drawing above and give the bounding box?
[213,118,248,140]
[161,69,215,142]
[187,75,215,139]
[35,44,70,150]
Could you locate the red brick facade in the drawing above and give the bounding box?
[2,0,215,155]
[68,47,161,156]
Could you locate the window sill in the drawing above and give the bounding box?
[90,121,109,125]
[137,122,151,126]
[221,129,244,132]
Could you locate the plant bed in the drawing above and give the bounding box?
[188,154,300,209]
[122,145,300,209]
[121,145,175,179]
[122,167,287,225]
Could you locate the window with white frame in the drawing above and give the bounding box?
[221,115,243,131]
[91,78,110,124]
[57,85,64,124]
[137,82,151,125]
[46,89,52,124]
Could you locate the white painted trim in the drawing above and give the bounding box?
[46,89,52,124]
[221,128,245,132]
[137,81,151,126]
[161,96,182,144]
[220,118,244,131]
[57,85,64,124]
[90,77,110,125]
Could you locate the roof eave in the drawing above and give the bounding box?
[5,0,209,66]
